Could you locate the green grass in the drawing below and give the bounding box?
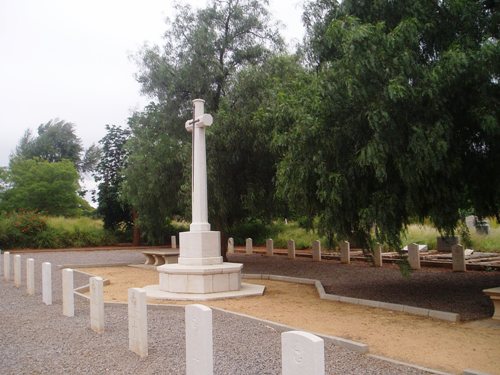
[268,221,329,250]
[46,216,104,231]
[402,219,500,253]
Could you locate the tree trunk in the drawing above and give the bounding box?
[132,210,141,246]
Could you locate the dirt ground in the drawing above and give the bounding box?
[79,266,500,375]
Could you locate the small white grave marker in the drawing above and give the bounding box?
[14,254,21,287]
[3,251,10,281]
[340,241,350,264]
[452,244,466,272]
[282,331,325,375]
[312,240,321,262]
[407,243,421,270]
[227,237,234,254]
[128,288,148,357]
[288,240,296,260]
[62,268,74,317]
[185,304,213,375]
[245,238,253,254]
[171,235,177,249]
[42,262,52,305]
[27,258,35,295]
[266,238,273,256]
[90,276,105,333]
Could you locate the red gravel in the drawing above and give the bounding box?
[228,253,500,321]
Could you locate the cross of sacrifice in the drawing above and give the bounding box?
[184,99,213,232]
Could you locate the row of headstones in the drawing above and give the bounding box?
[2,252,326,375]
[229,239,467,272]
[227,239,384,267]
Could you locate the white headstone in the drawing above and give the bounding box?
[374,244,383,267]
[171,235,177,249]
[282,331,325,375]
[90,276,105,333]
[128,288,148,357]
[3,251,10,281]
[14,254,21,287]
[62,268,74,317]
[312,240,321,262]
[266,238,273,256]
[42,262,52,305]
[452,244,466,272]
[227,237,234,254]
[185,304,213,375]
[245,238,253,254]
[27,258,35,295]
[340,241,350,264]
[288,240,296,260]
[407,243,421,270]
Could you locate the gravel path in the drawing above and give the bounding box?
[229,254,500,320]
[0,250,439,374]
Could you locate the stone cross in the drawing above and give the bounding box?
[185,99,213,232]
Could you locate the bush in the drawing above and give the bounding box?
[0,212,116,249]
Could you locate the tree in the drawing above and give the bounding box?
[272,0,499,249]
[125,0,284,243]
[0,159,81,216]
[93,124,132,231]
[13,119,83,169]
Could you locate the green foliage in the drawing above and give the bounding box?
[272,0,500,249]
[13,119,83,170]
[125,0,284,243]
[0,213,115,249]
[0,159,81,216]
[94,124,133,231]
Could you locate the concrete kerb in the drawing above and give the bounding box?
[367,354,454,375]
[242,274,460,322]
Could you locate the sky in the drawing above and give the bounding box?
[0,0,306,168]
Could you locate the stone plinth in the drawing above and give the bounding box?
[178,231,222,266]
[158,262,242,294]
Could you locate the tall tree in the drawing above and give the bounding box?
[273,0,499,249]
[125,0,284,243]
[13,119,83,168]
[93,125,132,231]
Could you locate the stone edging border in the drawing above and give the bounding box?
[242,273,460,323]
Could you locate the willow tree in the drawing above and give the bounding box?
[273,0,499,249]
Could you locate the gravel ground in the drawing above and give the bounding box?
[228,253,500,321]
[0,250,439,375]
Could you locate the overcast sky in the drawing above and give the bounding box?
[0,0,305,168]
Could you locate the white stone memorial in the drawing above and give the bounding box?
[3,251,10,281]
[407,243,421,270]
[171,235,177,249]
[90,276,105,333]
[227,237,234,254]
[185,304,213,375]
[128,288,148,357]
[42,262,52,305]
[146,99,263,300]
[340,241,350,264]
[14,254,21,287]
[452,244,466,272]
[288,240,296,259]
[374,244,383,267]
[266,238,273,256]
[282,331,325,375]
[312,240,321,262]
[62,268,74,317]
[27,258,35,295]
[246,238,253,254]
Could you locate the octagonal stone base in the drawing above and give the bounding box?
[157,262,243,294]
